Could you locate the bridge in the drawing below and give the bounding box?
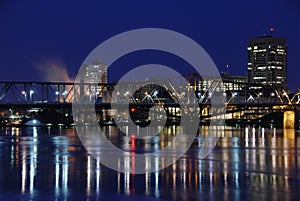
[1,75,300,128]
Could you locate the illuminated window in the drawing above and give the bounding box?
[257,67,266,70]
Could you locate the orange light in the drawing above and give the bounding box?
[130,108,136,112]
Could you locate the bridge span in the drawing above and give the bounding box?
[1,78,300,128]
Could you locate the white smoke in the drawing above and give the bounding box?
[34,58,74,82]
[34,58,75,102]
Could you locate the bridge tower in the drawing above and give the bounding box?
[283,107,295,129]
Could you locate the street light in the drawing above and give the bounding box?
[124,91,129,98]
[30,90,34,102]
[282,92,288,97]
[55,91,59,101]
[22,91,27,100]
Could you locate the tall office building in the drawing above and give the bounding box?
[82,60,108,97]
[247,35,287,89]
[84,60,107,84]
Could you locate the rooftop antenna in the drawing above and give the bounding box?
[269,27,275,36]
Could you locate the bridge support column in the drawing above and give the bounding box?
[283,110,295,129]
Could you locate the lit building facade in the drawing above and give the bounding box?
[247,36,287,89]
[221,72,247,91]
[197,72,247,92]
[82,61,108,98]
[84,61,107,84]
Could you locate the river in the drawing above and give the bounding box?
[0,125,299,201]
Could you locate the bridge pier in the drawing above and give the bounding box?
[283,110,295,129]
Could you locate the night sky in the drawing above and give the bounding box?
[1,0,300,90]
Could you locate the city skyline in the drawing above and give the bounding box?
[0,1,300,91]
[1,2,300,200]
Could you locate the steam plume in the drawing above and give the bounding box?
[34,58,75,102]
[34,58,74,82]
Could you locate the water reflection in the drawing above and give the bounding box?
[0,126,299,201]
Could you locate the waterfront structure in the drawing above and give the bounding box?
[247,35,287,89]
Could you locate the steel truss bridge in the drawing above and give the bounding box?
[1,74,300,127]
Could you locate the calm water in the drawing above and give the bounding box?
[0,126,300,201]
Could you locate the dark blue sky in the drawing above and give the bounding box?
[1,0,300,90]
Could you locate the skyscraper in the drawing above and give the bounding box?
[84,60,107,84]
[82,60,108,98]
[247,35,287,89]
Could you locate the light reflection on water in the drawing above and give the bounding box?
[0,126,299,201]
